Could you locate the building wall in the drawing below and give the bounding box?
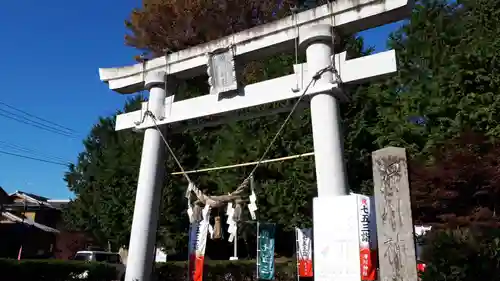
[0,223,22,258]
[53,215,94,260]
[35,209,59,227]
[54,230,92,260]
[22,211,36,221]
[0,223,54,259]
[0,191,93,260]
[0,188,9,206]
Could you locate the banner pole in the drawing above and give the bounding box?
[187,223,192,281]
[234,225,238,259]
[256,222,260,280]
[295,228,300,281]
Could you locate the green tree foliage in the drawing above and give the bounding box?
[368,0,500,226]
[368,0,500,154]
[421,227,500,281]
[64,97,143,247]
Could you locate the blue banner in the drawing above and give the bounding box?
[257,222,276,280]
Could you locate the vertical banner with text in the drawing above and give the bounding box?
[356,194,378,281]
[295,228,313,277]
[188,206,211,281]
[257,222,276,280]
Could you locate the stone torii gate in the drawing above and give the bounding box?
[98,1,412,280]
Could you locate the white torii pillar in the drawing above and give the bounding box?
[300,24,348,197]
[125,71,167,281]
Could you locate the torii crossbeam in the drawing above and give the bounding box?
[98,1,413,281]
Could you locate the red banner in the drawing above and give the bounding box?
[295,228,313,277]
[189,253,205,281]
[188,206,211,281]
[356,195,378,281]
[359,248,377,280]
[298,259,313,277]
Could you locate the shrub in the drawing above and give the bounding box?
[0,258,118,281]
[155,259,297,281]
[421,227,500,281]
[0,258,296,281]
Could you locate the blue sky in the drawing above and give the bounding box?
[0,0,403,199]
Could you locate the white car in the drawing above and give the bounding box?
[73,250,126,281]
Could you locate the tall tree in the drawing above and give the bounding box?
[367,0,500,154]
[410,131,500,227]
[368,0,500,225]
[125,0,329,56]
[64,97,144,247]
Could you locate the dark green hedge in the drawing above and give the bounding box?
[421,227,500,281]
[0,258,118,281]
[0,258,296,281]
[10,233,500,281]
[155,259,296,281]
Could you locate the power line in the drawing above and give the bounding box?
[0,140,71,163]
[0,109,76,138]
[0,100,84,138]
[0,101,77,133]
[0,149,69,166]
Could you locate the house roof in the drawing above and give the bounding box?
[1,211,60,233]
[18,191,48,202]
[11,190,49,202]
[0,186,8,199]
[8,190,69,210]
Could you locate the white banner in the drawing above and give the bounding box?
[295,228,313,277]
[355,194,377,281]
[313,196,360,281]
[313,195,378,281]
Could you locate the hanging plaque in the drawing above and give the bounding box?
[207,48,238,97]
